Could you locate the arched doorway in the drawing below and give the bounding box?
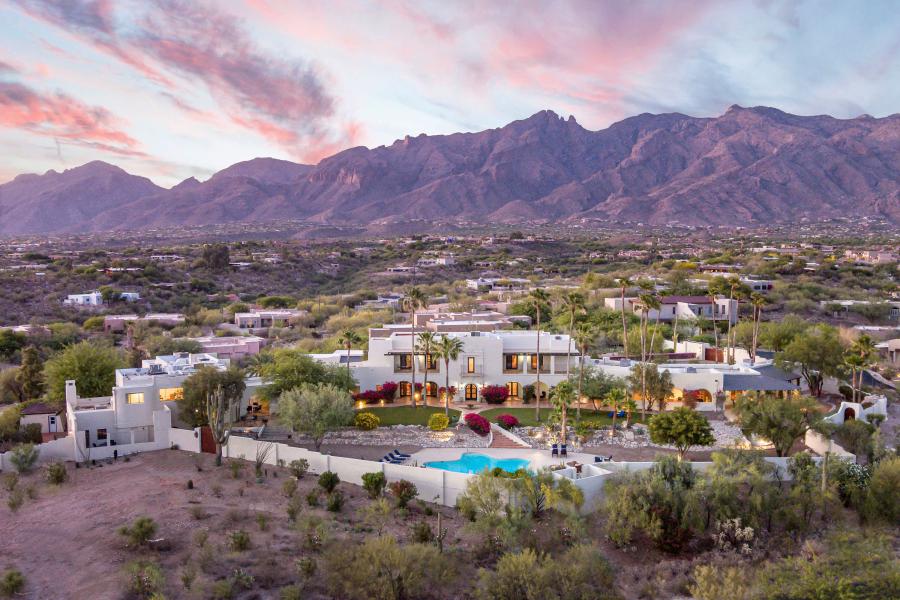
[843,407,856,422]
[425,381,438,398]
[464,384,478,402]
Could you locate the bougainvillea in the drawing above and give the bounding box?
[496,414,519,430]
[481,385,509,404]
[464,413,491,435]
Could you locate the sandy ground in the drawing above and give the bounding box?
[1,450,472,600]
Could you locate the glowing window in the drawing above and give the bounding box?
[506,382,520,397]
[126,393,145,405]
[467,357,476,373]
[465,384,478,400]
[159,387,183,402]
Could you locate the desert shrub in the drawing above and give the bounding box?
[689,564,752,600]
[228,530,251,552]
[47,462,69,485]
[211,578,234,599]
[256,512,270,531]
[180,563,197,591]
[189,505,208,520]
[325,535,452,600]
[289,458,309,479]
[362,471,387,499]
[361,497,392,535]
[388,479,418,508]
[865,456,900,524]
[296,556,317,579]
[412,520,434,543]
[2,473,18,492]
[354,411,380,430]
[306,489,321,507]
[228,460,243,479]
[456,471,506,523]
[299,515,329,552]
[428,412,450,431]
[9,443,39,473]
[280,585,303,600]
[318,471,340,493]
[0,569,24,597]
[124,560,164,598]
[477,544,617,600]
[464,413,491,435]
[287,495,303,522]
[118,516,158,548]
[496,414,519,430]
[5,489,23,513]
[231,567,254,590]
[194,529,209,548]
[282,478,298,498]
[326,490,345,512]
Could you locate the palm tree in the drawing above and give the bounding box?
[245,351,273,377]
[844,352,865,402]
[416,331,438,407]
[573,322,597,419]
[528,288,551,422]
[607,387,626,438]
[623,398,638,429]
[436,335,464,416]
[402,287,427,407]
[725,277,741,364]
[707,278,727,363]
[551,381,575,448]
[337,329,362,374]
[850,334,877,401]
[617,277,633,356]
[636,293,660,420]
[561,291,586,407]
[750,293,766,363]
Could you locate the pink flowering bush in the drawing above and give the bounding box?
[464,413,491,436]
[481,385,509,405]
[496,414,519,430]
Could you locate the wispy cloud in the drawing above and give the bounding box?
[12,0,357,160]
[0,66,144,156]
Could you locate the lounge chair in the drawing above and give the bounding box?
[391,449,411,458]
[551,444,559,457]
[560,444,568,457]
[381,455,403,464]
[387,451,408,461]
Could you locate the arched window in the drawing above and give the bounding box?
[465,384,478,401]
[399,381,412,397]
[425,382,438,397]
[506,382,520,398]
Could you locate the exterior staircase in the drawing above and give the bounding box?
[489,424,531,448]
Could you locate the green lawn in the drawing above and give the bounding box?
[360,406,461,427]
[477,407,646,428]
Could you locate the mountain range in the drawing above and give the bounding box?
[2,105,899,236]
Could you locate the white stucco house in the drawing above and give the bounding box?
[64,353,264,453]
[604,295,739,325]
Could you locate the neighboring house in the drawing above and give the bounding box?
[185,335,266,360]
[466,277,530,291]
[64,352,265,450]
[20,402,64,435]
[308,349,365,365]
[354,293,404,310]
[741,278,774,293]
[843,250,897,265]
[368,310,531,338]
[604,295,739,325]
[104,313,185,333]
[234,309,305,329]
[64,291,140,306]
[876,339,900,365]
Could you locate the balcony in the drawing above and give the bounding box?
[460,367,482,377]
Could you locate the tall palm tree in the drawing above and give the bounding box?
[416,331,438,406]
[844,352,865,402]
[725,277,741,364]
[635,293,659,420]
[528,288,551,422]
[750,292,766,363]
[402,287,427,407]
[850,334,877,401]
[245,351,273,377]
[551,381,575,448]
[607,387,626,438]
[707,278,727,363]
[436,335,464,416]
[573,322,597,419]
[337,329,362,374]
[617,277,633,357]
[561,291,586,383]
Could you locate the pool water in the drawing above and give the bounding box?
[424,452,530,474]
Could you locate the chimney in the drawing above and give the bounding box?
[65,380,78,404]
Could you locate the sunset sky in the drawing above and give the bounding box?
[2,0,899,186]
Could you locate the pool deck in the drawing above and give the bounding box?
[409,447,608,471]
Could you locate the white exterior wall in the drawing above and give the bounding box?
[349,331,577,400]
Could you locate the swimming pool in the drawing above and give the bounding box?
[424,452,530,474]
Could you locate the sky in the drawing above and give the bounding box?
[2,0,899,187]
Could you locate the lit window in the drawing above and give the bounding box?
[126,393,145,404]
[465,384,478,400]
[399,382,412,397]
[507,382,520,397]
[159,387,183,402]
[425,355,437,370]
[467,357,475,373]
[505,354,518,370]
[399,354,412,369]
